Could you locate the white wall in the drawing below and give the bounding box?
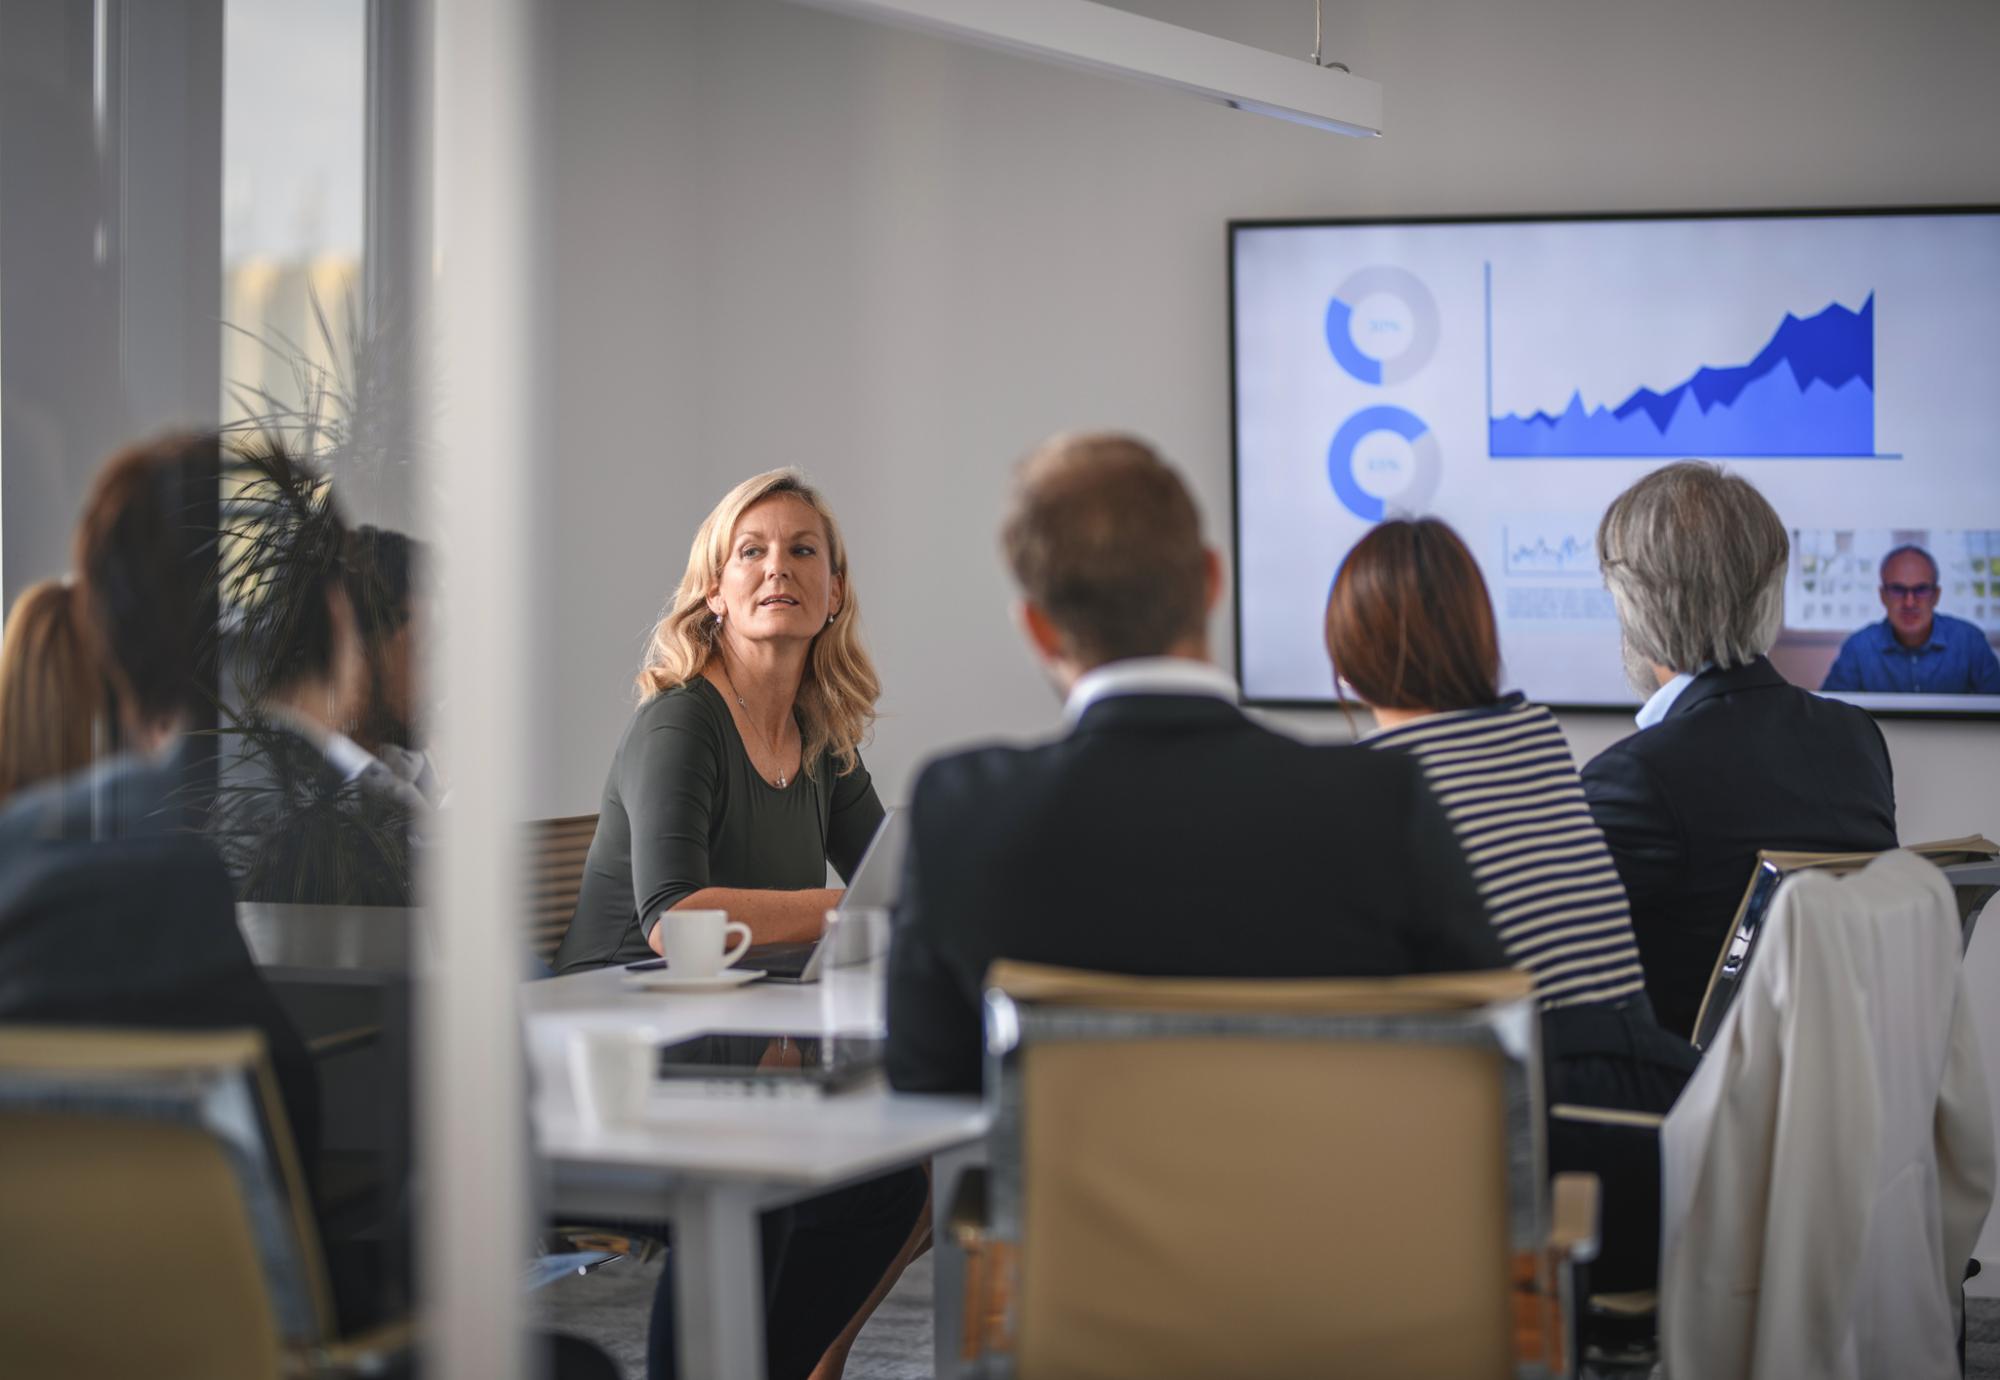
[545,0,2000,845]
[544,0,708,814]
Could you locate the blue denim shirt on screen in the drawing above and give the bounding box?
[1821,612,2000,694]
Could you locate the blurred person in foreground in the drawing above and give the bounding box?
[0,578,108,803]
[1581,462,1897,1040]
[1324,516,1695,1290]
[886,432,1505,1096]
[0,434,339,1304]
[1821,543,2000,695]
[208,446,422,906]
[0,438,608,1374]
[345,525,444,805]
[1,434,220,835]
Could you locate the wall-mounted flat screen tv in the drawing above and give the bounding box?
[1230,208,2000,716]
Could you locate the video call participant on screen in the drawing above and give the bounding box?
[1324,517,1695,1291]
[1581,462,1897,1041]
[885,432,1505,1096]
[1820,544,2000,695]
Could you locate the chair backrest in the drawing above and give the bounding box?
[981,961,1544,1380]
[529,814,599,963]
[1662,850,1992,1379]
[0,1025,333,1379]
[1692,834,2000,1049]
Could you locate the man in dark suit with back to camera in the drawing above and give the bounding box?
[1581,461,1898,1041]
[885,433,1506,1094]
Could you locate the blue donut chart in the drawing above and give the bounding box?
[1324,297,1384,384]
[1327,406,1442,521]
[1323,266,1441,386]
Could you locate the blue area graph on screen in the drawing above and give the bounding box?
[1487,277,1877,459]
[1502,526,1597,578]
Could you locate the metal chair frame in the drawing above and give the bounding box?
[969,984,1569,1379]
[1695,852,2000,1051]
[0,1027,412,1377]
[0,1045,327,1341]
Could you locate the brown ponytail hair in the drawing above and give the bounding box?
[0,579,107,800]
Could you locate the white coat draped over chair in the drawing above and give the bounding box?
[1660,849,1995,1380]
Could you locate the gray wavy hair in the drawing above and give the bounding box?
[1597,462,1788,693]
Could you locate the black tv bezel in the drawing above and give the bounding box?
[1225,203,2000,722]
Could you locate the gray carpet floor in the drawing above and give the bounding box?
[537,1250,934,1380]
[540,1256,2000,1380]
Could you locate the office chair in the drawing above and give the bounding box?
[0,1024,413,1379]
[944,962,1596,1380]
[528,813,599,967]
[1548,840,1998,1371]
[1691,835,1998,1051]
[1663,851,1991,1379]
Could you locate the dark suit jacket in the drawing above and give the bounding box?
[0,741,207,842]
[1580,658,1897,1039]
[0,753,320,1159]
[885,693,1507,1093]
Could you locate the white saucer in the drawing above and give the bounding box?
[624,968,767,993]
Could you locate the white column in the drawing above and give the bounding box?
[424,0,541,1375]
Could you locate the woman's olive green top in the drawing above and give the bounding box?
[553,677,884,971]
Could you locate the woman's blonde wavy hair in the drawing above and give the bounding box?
[637,469,878,777]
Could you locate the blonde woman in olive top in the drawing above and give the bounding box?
[555,468,885,973]
[555,469,918,1380]
[1324,517,1695,1295]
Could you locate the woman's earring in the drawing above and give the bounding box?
[826,611,836,625]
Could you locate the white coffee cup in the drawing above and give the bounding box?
[658,908,753,979]
[567,1026,657,1129]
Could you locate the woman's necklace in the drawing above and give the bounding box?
[716,660,792,788]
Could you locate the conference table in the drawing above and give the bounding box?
[522,965,989,1379]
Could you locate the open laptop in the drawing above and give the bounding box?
[745,808,907,983]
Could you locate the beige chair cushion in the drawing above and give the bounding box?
[994,964,1529,1380]
[0,1113,286,1379]
[0,1026,333,1376]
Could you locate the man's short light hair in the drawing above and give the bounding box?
[1879,544,1939,584]
[1596,461,1789,674]
[1002,432,1207,664]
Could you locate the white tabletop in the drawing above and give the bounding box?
[524,966,986,1202]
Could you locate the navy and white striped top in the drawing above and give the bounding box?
[1365,695,1646,1011]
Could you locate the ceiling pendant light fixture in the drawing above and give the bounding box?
[786,0,1383,139]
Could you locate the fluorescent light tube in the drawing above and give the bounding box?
[785,0,1383,138]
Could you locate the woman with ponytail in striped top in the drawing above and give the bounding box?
[1323,517,1696,1292]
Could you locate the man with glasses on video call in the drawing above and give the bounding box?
[1822,543,2000,694]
